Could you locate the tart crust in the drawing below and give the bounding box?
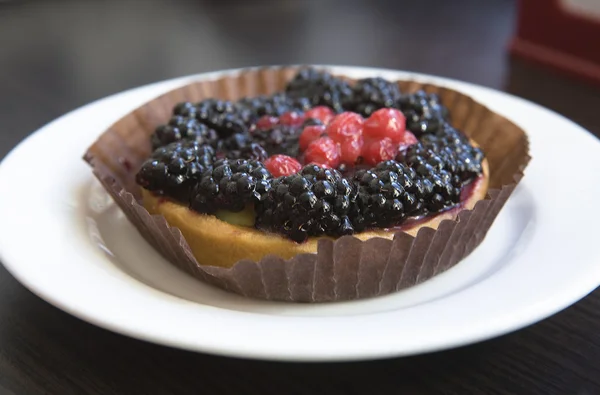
[141,159,489,268]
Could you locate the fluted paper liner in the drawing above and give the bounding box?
[84,66,530,302]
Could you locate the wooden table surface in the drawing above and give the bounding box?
[1,1,600,394]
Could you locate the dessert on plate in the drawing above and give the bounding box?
[84,67,529,302]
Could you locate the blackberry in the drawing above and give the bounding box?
[241,143,269,161]
[289,96,314,113]
[219,132,252,152]
[195,99,253,138]
[398,90,450,137]
[189,159,272,214]
[250,124,303,157]
[352,161,427,229]
[285,69,353,113]
[256,165,356,243]
[136,140,215,202]
[151,115,218,150]
[237,94,290,118]
[402,124,484,185]
[223,142,269,161]
[399,144,465,211]
[347,77,402,117]
[173,101,198,118]
[237,93,311,118]
[416,168,461,212]
[216,132,268,161]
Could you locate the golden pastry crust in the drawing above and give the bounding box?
[141,159,489,268]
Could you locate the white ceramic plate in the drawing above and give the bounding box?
[1,66,599,362]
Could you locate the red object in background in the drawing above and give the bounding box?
[510,0,600,86]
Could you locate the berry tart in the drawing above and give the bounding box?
[85,67,529,302]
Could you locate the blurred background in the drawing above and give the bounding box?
[0,0,599,158]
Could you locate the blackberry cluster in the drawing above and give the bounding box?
[194,99,254,138]
[403,123,484,186]
[401,143,470,212]
[149,100,253,150]
[408,158,462,212]
[346,77,402,117]
[352,161,425,230]
[285,68,353,113]
[256,165,356,242]
[398,90,450,137]
[237,93,312,118]
[218,132,251,152]
[189,159,272,213]
[215,126,301,161]
[151,115,218,150]
[156,95,314,158]
[250,124,303,157]
[136,140,215,202]
[221,141,269,161]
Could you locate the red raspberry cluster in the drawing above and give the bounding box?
[261,107,418,177]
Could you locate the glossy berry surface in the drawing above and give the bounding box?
[326,112,364,143]
[285,68,353,113]
[256,115,279,130]
[398,131,418,151]
[347,77,402,117]
[305,106,335,125]
[250,124,303,157]
[189,159,272,214]
[195,99,252,138]
[264,155,302,177]
[304,137,341,168]
[363,108,406,143]
[398,90,449,137]
[363,137,398,166]
[151,115,218,150]
[299,125,326,151]
[340,137,364,165]
[279,111,305,127]
[236,93,310,118]
[256,166,356,242]
[136,140,215,202]
[401,124,484,186]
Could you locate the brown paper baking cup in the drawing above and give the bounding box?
[84,66,530,303]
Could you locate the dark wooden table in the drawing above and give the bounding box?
[1,1,599,394]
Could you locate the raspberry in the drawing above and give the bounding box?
[398,130,418,151]
[299,125,326,151]
[264,155,302,177]
[340,137,364,165]
[256,115,279,130]
[326,112,364,143]
[279,111,305,127]
[305,106,335,125]
[304,137,341,168]
[363,108,406,143]
[363,137,398,165]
